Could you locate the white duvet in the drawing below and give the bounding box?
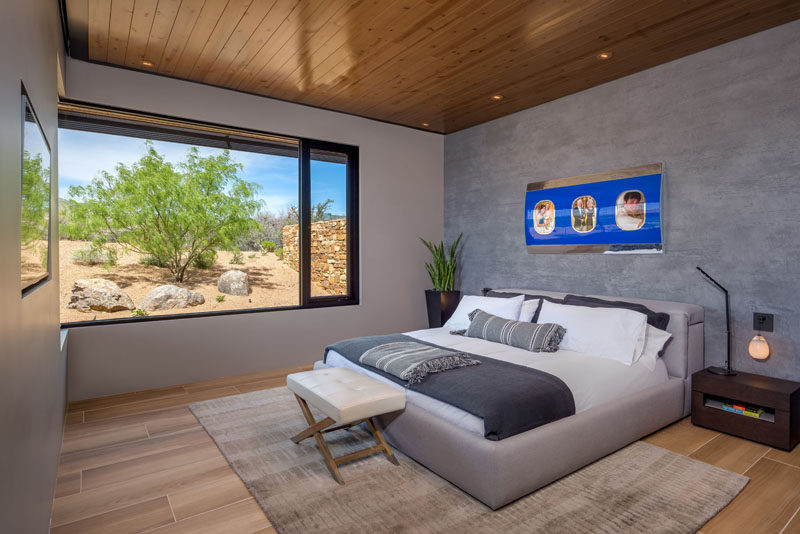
[323,327,669,437]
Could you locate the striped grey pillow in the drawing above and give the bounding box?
[466,309,566,353]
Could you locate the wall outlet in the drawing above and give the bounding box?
[753,312,774,332]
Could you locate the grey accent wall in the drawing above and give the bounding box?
[64,59,444,401]
[0,0,67,532]
[445,21,800,381]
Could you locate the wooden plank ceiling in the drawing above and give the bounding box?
[65,0,800,133]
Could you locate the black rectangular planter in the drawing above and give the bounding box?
[425,290,461,328]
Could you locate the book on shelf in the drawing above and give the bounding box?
[721,404,744,414]
[719,401,767,418]
[743,406,765,418]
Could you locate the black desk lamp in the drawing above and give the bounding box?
[697,267,737,376]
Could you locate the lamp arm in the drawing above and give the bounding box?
[697,266,734,374]
[696,267,728,295]
[725,290,732,372]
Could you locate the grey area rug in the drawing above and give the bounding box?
[189,387,748,534]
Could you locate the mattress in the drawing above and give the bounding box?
[324,327,669,437]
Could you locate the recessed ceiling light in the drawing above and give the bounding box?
[140,60,154,67]
[491,94,503,101]
[421,122,430,127]
[596,51,613,60]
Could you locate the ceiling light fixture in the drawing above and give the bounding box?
[140,60,154,68]
[421,122,430,127]
[596,51,613,60]
[491,94,503,101]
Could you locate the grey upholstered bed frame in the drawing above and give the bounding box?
[319,289,704,510]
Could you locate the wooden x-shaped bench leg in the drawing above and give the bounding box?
[292,395,344,484]
[291,394,400,485]
[291,416,335,444]
[366,417,400,466]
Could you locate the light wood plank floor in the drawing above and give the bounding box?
[50,366,313,534]
[52,367,800,533]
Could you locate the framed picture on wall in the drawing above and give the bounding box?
[21,87,52,294]
[524,163,663,254]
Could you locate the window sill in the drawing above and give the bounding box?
[59,297,359,328]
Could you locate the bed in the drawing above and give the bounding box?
[315,289,704,509]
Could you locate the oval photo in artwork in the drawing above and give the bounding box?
[533,200,555,235]
[571,195,596,233]
[615,190,646,230]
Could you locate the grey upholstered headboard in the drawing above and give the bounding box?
[489,289,704,412]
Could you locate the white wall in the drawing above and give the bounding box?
[64,59,444,400]
[0,0,66,531]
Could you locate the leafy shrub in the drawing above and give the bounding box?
[132,308,147,317]
[100,246,116,267]
[72,244,102,265]
[216,295,225,302]
[58,199,85,241]
[192,249,217,269]
[234,210,293,251]
[21,151,49,248]
[65,142,260,282]
[139,255,166,267]
[275,247,283,260]
[230,248,244,264]
[72,241,118,268]
[261,240,276,253]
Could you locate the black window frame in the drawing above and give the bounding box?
[300,140,359,307]
[21,84,54,297]
[58,101,359,328]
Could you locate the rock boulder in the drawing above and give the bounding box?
[218,270,249,296]
[68,279,135,313]
[140,285,205,311]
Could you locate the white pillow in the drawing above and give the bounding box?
[634,325,673,372]
[443,295,525,330]
[518,298,542,322]
[537,300,647,365]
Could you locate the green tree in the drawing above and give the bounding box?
[21,150,51,248]
[65,142,261,282]
[287,198,336,223]
[312,198,334,222]
[234,207,296,250]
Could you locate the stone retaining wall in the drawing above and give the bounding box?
[282,219,347,295]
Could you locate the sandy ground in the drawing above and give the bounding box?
[21,242,48,290]
[59,240,329,323]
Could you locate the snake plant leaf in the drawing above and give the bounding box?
[419,233,463,291]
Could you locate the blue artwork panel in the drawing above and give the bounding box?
[524,165,663,253]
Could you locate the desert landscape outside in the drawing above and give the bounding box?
[58,125,348,324]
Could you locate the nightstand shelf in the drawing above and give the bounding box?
[691,368,800,451]
[703,396,775,423]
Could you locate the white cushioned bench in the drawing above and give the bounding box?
[286,367,406,484]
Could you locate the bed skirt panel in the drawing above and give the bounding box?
[374,376,685,509]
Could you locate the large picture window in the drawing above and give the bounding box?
[58,103,358,326]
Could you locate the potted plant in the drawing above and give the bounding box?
[420,233,463,328]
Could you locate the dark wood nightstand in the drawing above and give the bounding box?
[691,368,800,451]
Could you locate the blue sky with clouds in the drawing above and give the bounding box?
[58,129,346,216]
[25,118,51,171]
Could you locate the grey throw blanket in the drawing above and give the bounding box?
[325,334,575,440]
[359,341,481,385]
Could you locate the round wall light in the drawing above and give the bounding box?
[749,334,770,360]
